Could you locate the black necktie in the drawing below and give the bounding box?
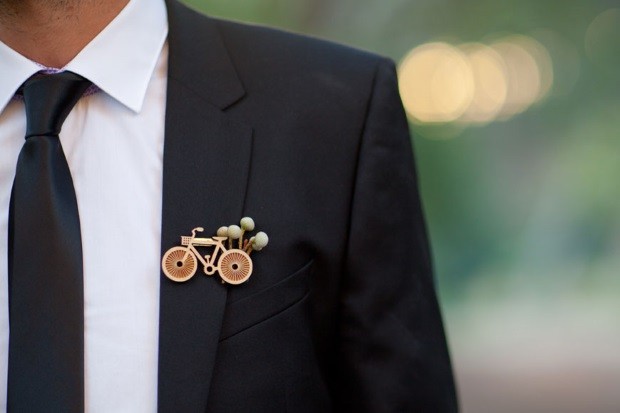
[7,72,92,412]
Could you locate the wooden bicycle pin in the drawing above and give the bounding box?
[162,217,268,284]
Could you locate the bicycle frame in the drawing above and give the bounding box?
[182,228,228,275]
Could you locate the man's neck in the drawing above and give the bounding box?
[0,0,129,68]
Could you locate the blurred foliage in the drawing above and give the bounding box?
[181,0,620,306]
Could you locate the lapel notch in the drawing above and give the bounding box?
[165,0,245,110]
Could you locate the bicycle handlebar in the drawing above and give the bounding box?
[192,227,205,237]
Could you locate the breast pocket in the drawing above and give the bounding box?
[219,259,314,341]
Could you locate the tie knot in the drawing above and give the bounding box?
[21,71,92,139]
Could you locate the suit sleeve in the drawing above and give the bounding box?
[335,58,458,412]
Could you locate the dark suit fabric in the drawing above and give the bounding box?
[158,1,457,412]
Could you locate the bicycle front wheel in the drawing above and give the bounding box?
[162,246,198,282]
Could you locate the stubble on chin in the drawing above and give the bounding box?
[0,0,18,20]
[0,4,19,35]
[0,0,76,17]
[0,0,81,28]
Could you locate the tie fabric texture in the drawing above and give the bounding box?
[7,72,91,412]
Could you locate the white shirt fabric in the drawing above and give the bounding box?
[0,0,168,411]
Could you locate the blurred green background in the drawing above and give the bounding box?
[182,0,620,411]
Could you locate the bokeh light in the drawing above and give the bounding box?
[490,40,540,118]
[398,42,475,123]
[398,35,554,127]
[491,36,547,118]
[459,43,508,124]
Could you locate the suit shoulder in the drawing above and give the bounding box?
[210,17,392,81]
[215,17,386,63]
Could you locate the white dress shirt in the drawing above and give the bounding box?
[0,0,168,411]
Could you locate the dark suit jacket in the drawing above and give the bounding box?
[157,1,457,411]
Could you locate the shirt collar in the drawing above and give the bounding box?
[0,0,168,114]
[0,42,39,112]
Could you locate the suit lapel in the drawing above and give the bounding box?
[158,2,251,411]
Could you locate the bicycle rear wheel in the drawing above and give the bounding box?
[218,250,253,284]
